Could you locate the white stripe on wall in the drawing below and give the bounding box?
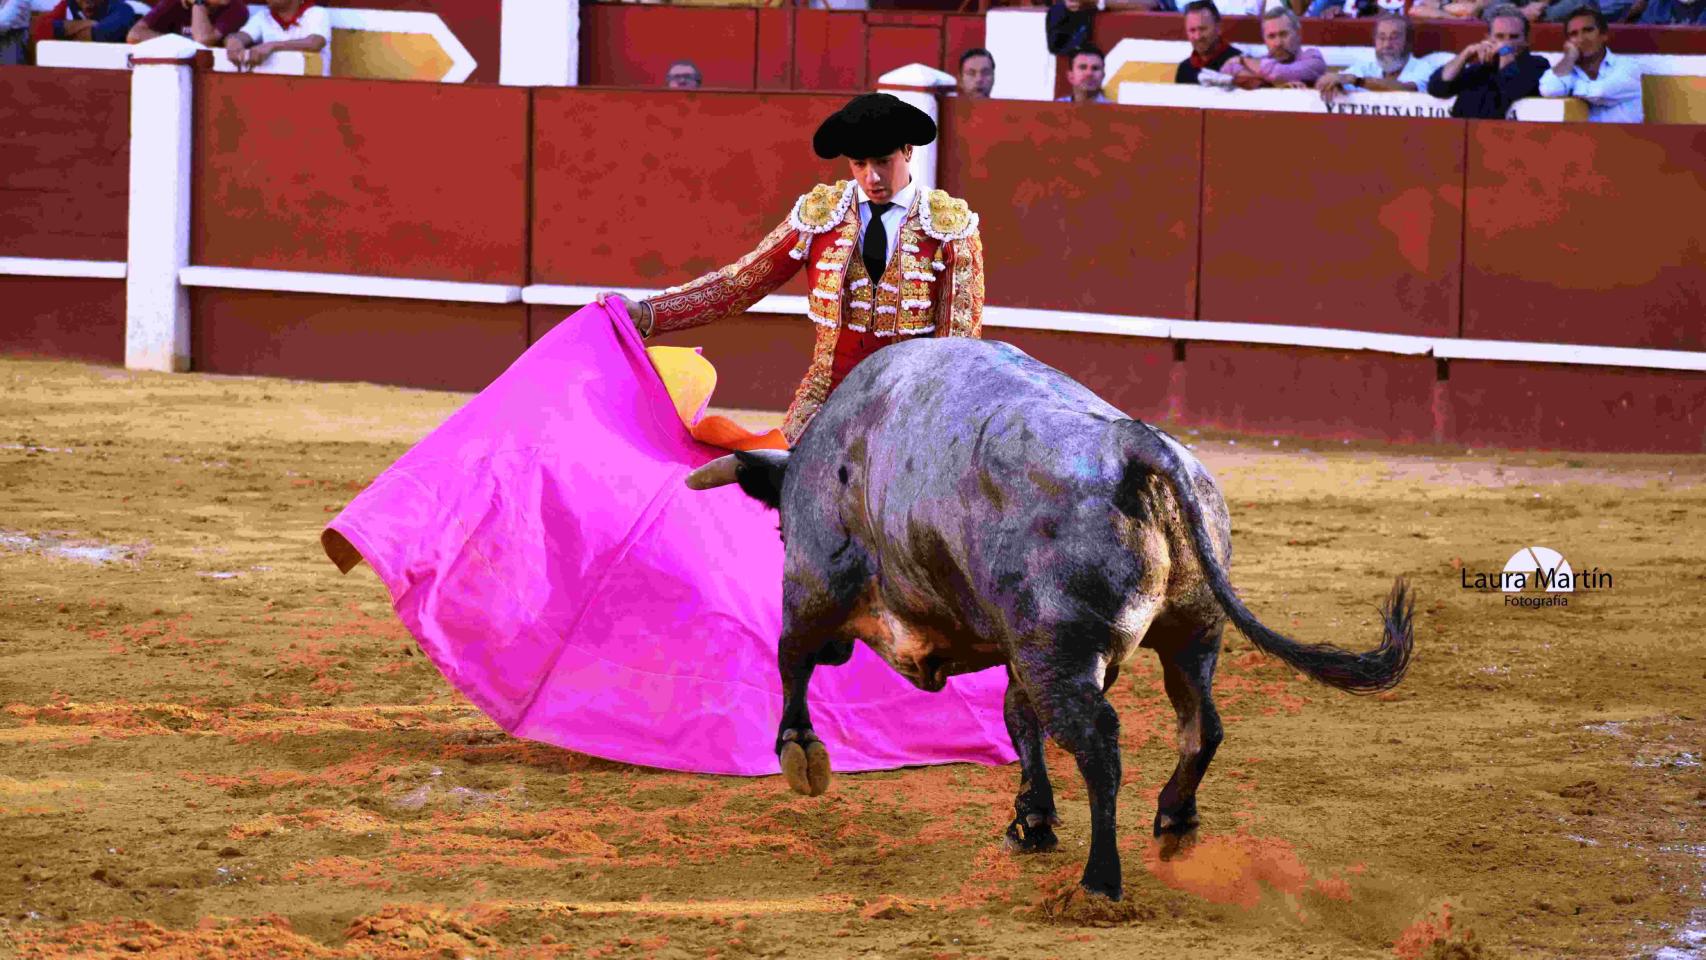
[0,257,127,280]
[179,266,522,304]
[1434,338,1706,373]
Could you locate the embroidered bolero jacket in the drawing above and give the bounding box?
[645,179,985,443]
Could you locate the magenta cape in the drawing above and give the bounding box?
[323,301,1017,776]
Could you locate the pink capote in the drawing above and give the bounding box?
[323,301,1017,776]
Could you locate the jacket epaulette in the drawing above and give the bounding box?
[919,189,978,243]
[788,180,857,235]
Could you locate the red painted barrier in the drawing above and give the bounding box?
[0,66,129,262]
[1199,110,1464,337]
[0,277,125,365]
[1446,359,1706,452]
[531,88,847,290]
[939,99,1202,318]
[192,73,529,284]
[1463,123,1706,352]
[192,290,528,391]
[1180,343,1439,443]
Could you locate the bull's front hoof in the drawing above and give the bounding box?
[1155,828,1198,861]
[780,736,831,797]
[1079,874,1123,903]
[1003,813,1061,854]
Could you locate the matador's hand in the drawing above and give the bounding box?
[596,292,652,337]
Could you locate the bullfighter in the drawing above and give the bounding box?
[602,92,986,444]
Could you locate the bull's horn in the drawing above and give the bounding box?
[685,455,741,490]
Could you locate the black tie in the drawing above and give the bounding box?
[863,202,894,283]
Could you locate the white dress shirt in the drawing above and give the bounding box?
[855,179,919,274]
[1342,52,1450,88]
[1538,49,1644,124]
[239,4,333,76]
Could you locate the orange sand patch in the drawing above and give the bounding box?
[1140,831,1347,910]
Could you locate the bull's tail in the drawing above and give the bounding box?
[1117,420,1414,694]
[684,450,791,510]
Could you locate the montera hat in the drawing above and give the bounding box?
[811,93,937,161]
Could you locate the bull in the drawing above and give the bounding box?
[686,337,1414,901]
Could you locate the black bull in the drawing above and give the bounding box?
[686,337,1415,900]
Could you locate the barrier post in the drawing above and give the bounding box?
[501,0,579,86]
[125,39,208,373]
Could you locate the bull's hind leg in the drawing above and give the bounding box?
[1002,667,1060,853]
[1147,619,1225,859]
[1015,652,1126,900]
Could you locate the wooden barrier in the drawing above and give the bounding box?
[191,72,529,284]
[938,98,1202,318]
[1198,110,1465,338]
[0,67,130,263]
[531,88,847,289]
[1464,122,1706,352]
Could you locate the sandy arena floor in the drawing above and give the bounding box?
[0,356,1701,960]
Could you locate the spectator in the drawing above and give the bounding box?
[958,47,995,99]
[1316,14,1443,101]
[1426,5,1547,118]
[129,0,250,47]
[1,0,29,64]
[225,0,330,76]
[1538,8,1643,122]
[1056,45,1112,103]
[665,60,701,90]
[30,0,138,43]
[1637,0,1706,24]
[1047,0,1171,58]
[1225,8,1327,89]
[1175,1,1239,85]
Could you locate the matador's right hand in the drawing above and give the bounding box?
[596,292,653,338]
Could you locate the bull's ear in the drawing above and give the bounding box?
[685,455,741,490]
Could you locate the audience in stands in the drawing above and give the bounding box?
[1427,5,1548,117]
[1539,7,1644,120]
[1638,0,1706,24]
[129,0,250,46]
[225,0,330,76]
[30,0,138,44]
[666,60,701,89]
[1408,0,1488,22]
[1057,44,1112,102]
[958,47,995,98]
[1316,14,1444,100]
[0,0,29,64]
[1175,1,1240,84]
[1225,8,1327,88]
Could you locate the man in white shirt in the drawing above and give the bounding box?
[1315,14,1444,103]
[225,0,330,76]
[1538,8,1643,123]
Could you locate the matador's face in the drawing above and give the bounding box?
[848,146,913,205]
